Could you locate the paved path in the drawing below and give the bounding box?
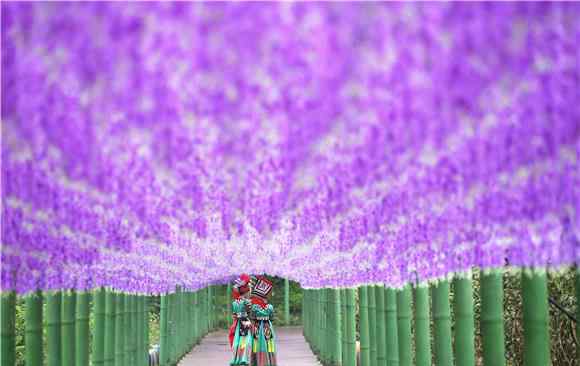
[179,326,322,366]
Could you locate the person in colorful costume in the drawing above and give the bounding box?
[230,274,254,365]
[250,276,277,366]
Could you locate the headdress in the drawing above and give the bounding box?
[232,273,251,299]
[251,276,273,301]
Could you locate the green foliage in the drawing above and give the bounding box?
[266,277,303,325]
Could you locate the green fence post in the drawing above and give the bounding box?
[136,296,142,366]
[46,291,62,366]
[359,286,371,366]
[1,291,16,366]
[368,286,377,366]
[193,291,198,344]
[453,274,475,366]
[376,285,386,365]
[396,286,412,366]
[143,296,150,365]
[333,289,343,366]
[577,268,580,363]
[522,269,549,366]
[115,293,125,366]
[62,290,76,366]
[341,289,348,365]
[105,291,116,366]
[76,291,90,366]
[385,287,399,366]
[413,285,431,366]
[480,270,505,366]
[345,288,357,366]
[432,280,453,366]
[124,295,132,366]
[25,290,44,366]
[284,279,290,325]
[92,288,106,366]
[160,294,169,366]
[135,295,140,365]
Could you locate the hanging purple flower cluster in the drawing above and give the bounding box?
[2,2,579,293]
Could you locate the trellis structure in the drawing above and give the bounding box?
[2,2,580,366]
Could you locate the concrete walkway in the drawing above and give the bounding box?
[179,326,321,366]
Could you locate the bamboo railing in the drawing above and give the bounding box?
[0,286,219,366]
[302,268,580,366]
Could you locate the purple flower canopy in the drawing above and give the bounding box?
[1,3,579,294]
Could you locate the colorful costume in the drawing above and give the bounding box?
[250,277,277,366]
[230,274,254,366]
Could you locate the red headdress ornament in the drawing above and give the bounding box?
[232,273,251,298]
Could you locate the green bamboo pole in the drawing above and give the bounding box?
[136,296,142,366]
[124,295,132,366]
[432,281,453,366]
[193,291,198,344]
[368,286,377,366]
[284,278,291,325]
[480,270,505,366]
[577,268,580,363]
[46,291,62,366]
[160,294,169,366]
[62,290,76,366]
[144,296,150,365]
[522,269,550,366]
[333,289,343,366]
[341,289,348,364]
[115,293,126,366]
[168,292,174,364]
[76,291,90,366]
[385,287,400,366]
[376,285,387,365]
[1,291,16,366]
[105,291,116,366]
[359,286,371,366]
[453,275,475,366]
[413,285,431,366]
[133,295,139,365]
[92,288,106,366]
[396,286,412,366]
[25,290,44,366]
[329,288,335,363]
[345,288,357,366]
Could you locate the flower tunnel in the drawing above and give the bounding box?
[1,2,579,366]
